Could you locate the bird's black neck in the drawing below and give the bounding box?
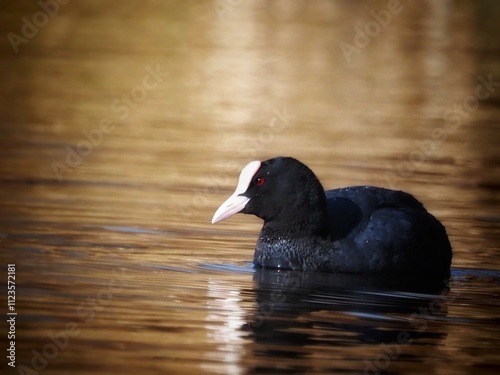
[253,211,333,271]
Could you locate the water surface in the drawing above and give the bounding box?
[1,1,499,374]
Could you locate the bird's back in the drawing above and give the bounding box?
[325,186,452,278]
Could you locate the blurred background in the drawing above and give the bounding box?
[1,1,499,374]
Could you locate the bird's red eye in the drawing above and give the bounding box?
[256,177,265,186]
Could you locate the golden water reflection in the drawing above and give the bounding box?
[1,1,499,374]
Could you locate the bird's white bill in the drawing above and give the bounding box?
[211,194,250,224]
[211,160,261,224]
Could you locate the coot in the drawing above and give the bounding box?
[212,157,452,279]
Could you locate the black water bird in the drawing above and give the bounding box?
[212,157,452,279]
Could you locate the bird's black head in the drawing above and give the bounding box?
[212,157,329,237]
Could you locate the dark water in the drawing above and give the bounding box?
[1,1,500,374]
